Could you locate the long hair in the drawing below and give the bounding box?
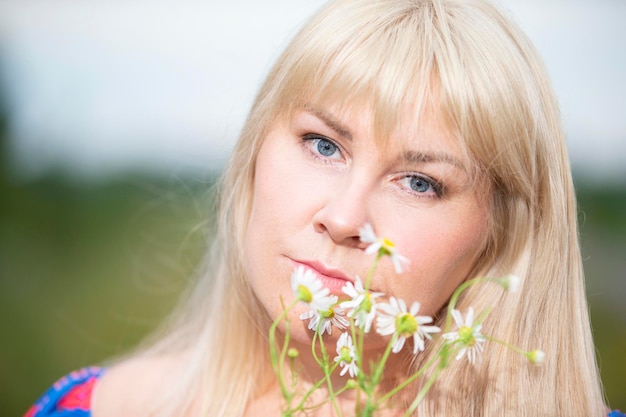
[136,0,605,415]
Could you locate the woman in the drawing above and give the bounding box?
[26,0,616,416]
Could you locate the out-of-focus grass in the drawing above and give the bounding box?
[577,187,626,410]
[0,174,624,415]
[0,173,213,416]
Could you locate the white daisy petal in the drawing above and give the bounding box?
[412,333,424,354]
[392,337,406,353]
[466,307,475,327]
[390,253,410,273]
[451,309,464,328]
[359,223,378,244]
[299,309,316,321]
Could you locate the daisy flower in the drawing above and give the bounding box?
[376,297,440,354]
[290,266,335,312]
[442,307,486,364]
[359,223,409,273]
[340,276,383,333]
[299,299,349,335]
[334,332,359,377]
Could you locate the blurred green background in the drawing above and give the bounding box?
[1,120,625,416]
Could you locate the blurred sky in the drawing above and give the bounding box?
[0,0,625,182]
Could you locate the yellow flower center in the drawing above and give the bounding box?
[395,313,418,337]
[296,284,313,303]
[321,307,335,319]
[362,293,373,313]
[382,238,395,249]
[380,238,396,256]
[339,346,352,362]
[458,326,476,346]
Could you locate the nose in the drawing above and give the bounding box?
[312,175,372,248]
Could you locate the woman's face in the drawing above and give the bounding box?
[244,102,490,347]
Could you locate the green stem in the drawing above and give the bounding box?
[402,362,444,417]
[295,375,329,411]
[269,298,299,400]
[485,335,526,355]
[348,320,364,414]
[323,367,343,417]
[297,362,348,415]
[363,253,382,291]
[357,253,381,365]
[311,329,323,367]
[371,333,397,387]
[444,276,499,332]
[375,346,443,405]
[316,326,342,417]
[354,253,382,411]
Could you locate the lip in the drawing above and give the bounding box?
[291,259,352,294]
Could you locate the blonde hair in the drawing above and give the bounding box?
[136,0,605,415]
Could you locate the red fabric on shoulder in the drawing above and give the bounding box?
[56,376,98,410]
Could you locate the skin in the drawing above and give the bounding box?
[244,101,491,357]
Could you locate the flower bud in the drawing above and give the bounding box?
[346,379,358,389]
[501,275,520,292]
[527,349,544,365]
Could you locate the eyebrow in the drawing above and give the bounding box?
[400,150,466,172]
[303,104,353,141]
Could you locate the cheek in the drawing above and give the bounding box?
[390,209,489,314]
[246,139,332,242]
[243,137,315,317]
[243,169,288,324]
[246,144,296,233]
[245,157,287,259]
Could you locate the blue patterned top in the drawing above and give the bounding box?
[24,367,625,417]
[24,367,103,417]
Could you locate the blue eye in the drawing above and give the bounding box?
[316,138,338,157]
[302,134,342,161]
[402,175,443,197]
[410,177,431,193]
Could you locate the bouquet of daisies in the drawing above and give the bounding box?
[269,224,542,417]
